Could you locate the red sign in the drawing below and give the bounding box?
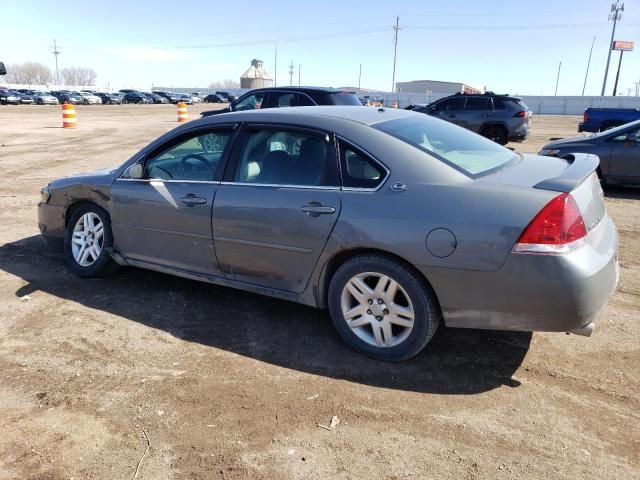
[613,41,634,51]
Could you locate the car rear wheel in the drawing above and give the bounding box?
[482,125,508,145]
[64,204,116,277]
[200,133,223,153]
[328,254,439,361]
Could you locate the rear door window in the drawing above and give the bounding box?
[339,142,387,189]
[263,91,297,108]
[464,97,489,110]
[436,97,465,111]
[296,93,316,106]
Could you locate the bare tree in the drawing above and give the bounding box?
[61,66,97,86]
[3,62,53,85]
[208,79,240,89]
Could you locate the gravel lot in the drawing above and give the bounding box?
[0,105,638,480]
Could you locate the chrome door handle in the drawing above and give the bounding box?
[180,195,207,206]
[301,205,336,216]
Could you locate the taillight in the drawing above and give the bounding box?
[513,193,587,254]
[514,111,527,118]
[583,111,589,123]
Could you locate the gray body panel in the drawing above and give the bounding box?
[38,106,618,334]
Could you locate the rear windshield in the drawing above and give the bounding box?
[327,92,362,106]
[374,115,517,176]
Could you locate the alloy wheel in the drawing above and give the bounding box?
[340,272,415,348]
[71,212,104,266]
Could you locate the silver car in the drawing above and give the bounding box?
[37,107,618,361]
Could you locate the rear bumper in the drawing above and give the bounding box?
[420,216,619,333]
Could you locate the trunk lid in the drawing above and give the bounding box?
[480,152,605,236]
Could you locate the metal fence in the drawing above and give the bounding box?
[518,96,640,115]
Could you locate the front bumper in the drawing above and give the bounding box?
[37,202,66,249]
[420,216,619,333]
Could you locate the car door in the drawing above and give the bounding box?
[609,126,640,181]
[213,125,341,293]
[110,126,236,275]
[461,96,490,132]
[430,97,466,126]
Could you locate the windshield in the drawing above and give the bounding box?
[374,115,517,176]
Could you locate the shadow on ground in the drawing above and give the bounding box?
[604,184,640,200]
[1,236,532,395]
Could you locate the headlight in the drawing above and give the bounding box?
[539,148,560,157]
[40,185,51,204]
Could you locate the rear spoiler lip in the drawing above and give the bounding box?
[533,152,599,193]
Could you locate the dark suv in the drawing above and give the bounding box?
[201,86,361,117]
[409,92,531,145]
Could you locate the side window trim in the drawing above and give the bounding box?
[336,136,390,191]
[222,123,340,188]
[297,92,316,106]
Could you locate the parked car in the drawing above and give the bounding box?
[13,90,34,104]
[578,108,640,133]
[361,95,384,106]
[31,91,59,105]
[215,91,237,102]
[539,119,640,185]
[122,92,151,104]
[76,91,102,105]
[37,107,618,361]
[152,91,182,104]
[94,92,122,105]
[51,91,83,104]
[178,93,193,105]
[204,93,225,103]
[146,92,169,104]
[414,92,532,145]
[201,86,361,117]
[190,93,203,103]
[0,90,21,105]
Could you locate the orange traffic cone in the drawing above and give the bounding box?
[62,103,77,128]
[392,100,398,108]
[177,102,188,123]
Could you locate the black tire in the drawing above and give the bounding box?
[328,254,440,361]
[481,125,508,145]
[64,204,117,278]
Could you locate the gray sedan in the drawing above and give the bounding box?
[540,120,640,185]
[38,107,619,361]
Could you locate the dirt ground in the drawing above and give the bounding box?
[0,105,638,480]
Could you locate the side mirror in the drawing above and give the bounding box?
[0,62,6,76]
[125,163,145,179]
[625,133,639,143]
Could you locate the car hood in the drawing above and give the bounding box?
[50,167,117,189]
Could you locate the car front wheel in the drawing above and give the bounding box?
[328,254,439,361]
[64,204,116,277]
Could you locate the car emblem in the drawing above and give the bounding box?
[391,182,407,192]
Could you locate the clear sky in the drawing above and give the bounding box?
[2,0,639,95]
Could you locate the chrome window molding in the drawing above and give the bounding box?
[220,181,339,191]
[116,178,220,184]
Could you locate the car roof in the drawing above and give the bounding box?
[197,105,415,127]
[241,86,354,95]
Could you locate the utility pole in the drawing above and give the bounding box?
[52,39,61,85]
[391,16,401,92]
[612,49,625,96]
[601,1,624,96]
[298,64,302,86]
[288,61,294,86]
[582,36,596,96]
[555,61,562,96]
[274,44,278,87]
[358,64,362,90]
[635,80,640,96]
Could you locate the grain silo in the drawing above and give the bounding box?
[240,59,273,89]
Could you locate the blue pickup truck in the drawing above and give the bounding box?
[578,108,640,133]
